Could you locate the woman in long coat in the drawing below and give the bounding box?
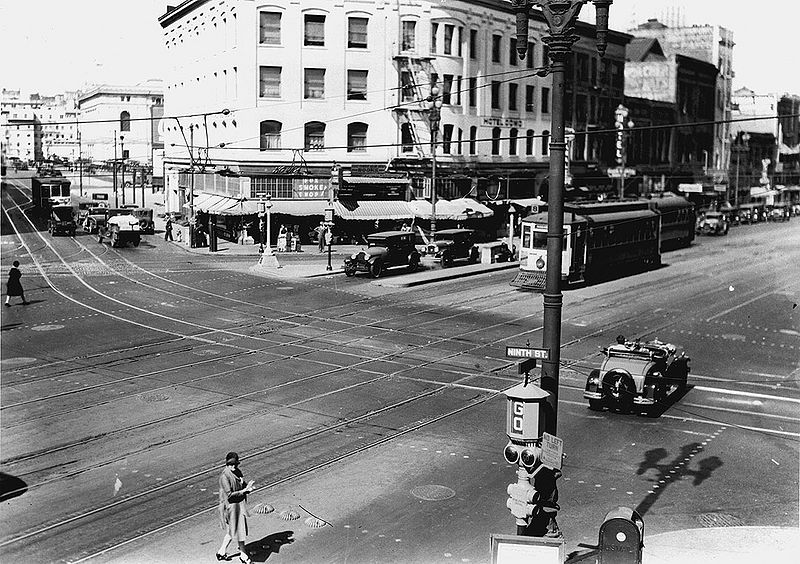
[217,452,254,563]
[5,260,28,306]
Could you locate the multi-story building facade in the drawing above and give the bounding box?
[1,89,80,163]
[157,0,630,235]
[624,36,717,198]
[77,81,164,166]
[628,19,734,184]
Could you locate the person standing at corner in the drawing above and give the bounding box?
[164,215,174,242]
[217,452,255,563]
[5,260,28,307]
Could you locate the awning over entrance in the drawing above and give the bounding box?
[333,200,414,220]
[408,198,494,220]
[187,193,245,213]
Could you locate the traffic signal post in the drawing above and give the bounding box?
[503,0,613,544]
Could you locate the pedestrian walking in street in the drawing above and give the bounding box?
[5,261,28,307]
[217,452,255,563]
[164,215,174,241]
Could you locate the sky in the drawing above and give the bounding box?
[1,1,799,97]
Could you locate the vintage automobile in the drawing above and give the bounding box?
[344,230,421,278]
[584,336,690,413]
[424,228,480,267]
[97,213,141,247]
[127,207,155,233]
[695,211,729,235]
[767,204,791,222]
[48,205,77,236]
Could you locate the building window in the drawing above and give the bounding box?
[304,14,325,46]
[304,121,325,150]
[259,11,281,44]
[491,127,501,155]
[259,66,281,98]
[347,70,368,100]
[347,122,367,152]
[401,20,416,51]
[442,74,453,104]
[541,87,550,113]
[456,27,463,56]
[470,29,478,59]
[509,128,518,155]
[527,44,535,68]
[400,71,415,102]
[541,129,549,155]
[526,129,535,155]
[542,44,549,66]
[491,81,501,110]
[430,22,438,53]
[442,124,453,154]
[469,126,477,155]
[526,85,535,112]
[120,111,130,131]
[457,127,463,154]
[444,24,454,55]
[260,120,281,150]
[455,76,462,105]
[252,176,293,198]
[304,68,325,99]
[509,83,518,111]
[492,34,501,63]
[348,17,368,48]
[400,123,415,153]
[468,77,477,107]
[510,38,518,66]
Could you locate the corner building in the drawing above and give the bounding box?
[158,0,629,243]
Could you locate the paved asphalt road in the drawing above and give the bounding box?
[1,174,798,564]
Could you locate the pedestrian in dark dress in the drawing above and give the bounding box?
[217,452,255,563]
[5,261,28,306]
[165,216,174,241]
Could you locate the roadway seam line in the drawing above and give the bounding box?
[692,385,800,404]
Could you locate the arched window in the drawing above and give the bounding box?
[526,129,535,155]
[304,121,325,150]
[541,129,550,156]
[509,128,518,156]
[347,122,367,152]
[260,120,281,150]
[491,127,501,155]
[120,111,130,132]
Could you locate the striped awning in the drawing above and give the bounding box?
[408,198,494,220]
[333,200,414,220]
[219,199,329,216]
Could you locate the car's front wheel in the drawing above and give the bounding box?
[441,253,452,268]
[344,265,356,277]
[370,260,383,278]
[407,256,419,273]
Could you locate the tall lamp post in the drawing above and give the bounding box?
[509,0,612,538]
[120,135,126,206]
[733,132,751,209]
[258,194,273,256]
[427,85,443,235]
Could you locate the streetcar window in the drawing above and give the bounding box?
[522,225,531,249]
[532,231,547,249]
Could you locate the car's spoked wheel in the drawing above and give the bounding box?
[605,372,634,413]
[370,261,383,278]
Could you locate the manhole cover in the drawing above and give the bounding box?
[411,485,455,501]
[31,325,65,331]
[140,393,170,403]
[697,512,744,527]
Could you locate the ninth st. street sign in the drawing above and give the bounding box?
[506,346,551,361]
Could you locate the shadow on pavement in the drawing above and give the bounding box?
[246,530,295,561]
[0,472,28,502]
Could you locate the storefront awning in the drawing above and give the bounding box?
[333,200,414,220]
[218,199,329,216]
[750,187,779,198]
[408,198,494,220]
[342,176,410,185]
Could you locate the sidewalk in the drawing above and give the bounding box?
[155,216,519,284]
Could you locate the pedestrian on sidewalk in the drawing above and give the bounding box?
[164,215,174,241]
[216,452,255,563]
[317,222,326,253]
[5,260,29,307]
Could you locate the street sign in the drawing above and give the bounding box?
[517,358,537,374]
[506,346,550,361]
[541,432,563,470]
[606,167,636,178]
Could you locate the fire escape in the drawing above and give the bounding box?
[393,54,436,159]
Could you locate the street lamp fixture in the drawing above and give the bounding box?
[258,194,273,256]
[508,0,613,539]
[427,85,443,235]
[733,132,751,209]
[119,134,126,206]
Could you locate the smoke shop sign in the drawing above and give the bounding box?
[293,177,329,199]
[483,117,523,128]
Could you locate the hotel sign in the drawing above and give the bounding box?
[482,117,523,128]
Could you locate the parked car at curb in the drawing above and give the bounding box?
[344,231,421,278]
[768,204,790,222]
[696,211,729,235]
[583,336,690,413]
[424,228,480,267]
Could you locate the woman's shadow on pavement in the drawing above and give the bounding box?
[246,531,295,561]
